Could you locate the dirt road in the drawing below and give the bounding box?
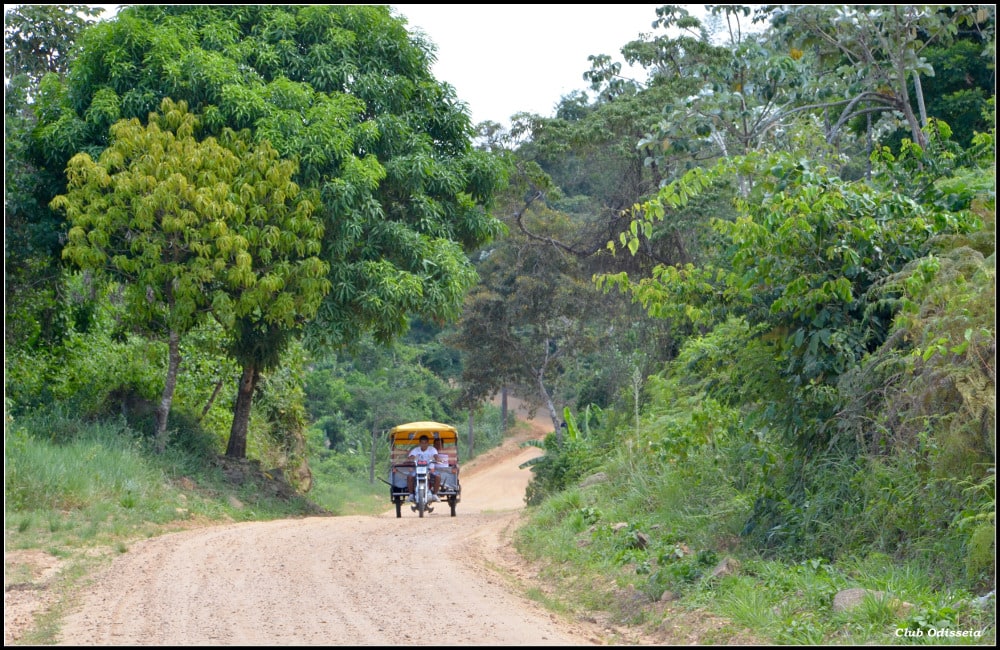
[53,412,607,646]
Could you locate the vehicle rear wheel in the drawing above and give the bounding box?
[449,497,457,517]
[395,498,402,518]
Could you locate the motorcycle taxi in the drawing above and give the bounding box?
[385,422,462,518]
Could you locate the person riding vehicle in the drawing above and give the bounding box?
[407,434,440,502]
[386,422,462,517]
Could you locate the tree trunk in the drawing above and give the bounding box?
[534,338,561,441]
[913,71,927,130]
[369,421,378,484]
[226,363,259,458]
[865,111,873,181]
[536,369,560,442]
[198,378,225,423]
[893,57,926,148]
[500,386,509,432]
[154,329,182,453]
[467,411,474,458]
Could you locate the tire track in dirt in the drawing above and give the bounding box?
[53,400,609,646]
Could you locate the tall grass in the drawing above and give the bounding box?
[6,415,163,512]
[511,399,996,645]
[5,409,323,553]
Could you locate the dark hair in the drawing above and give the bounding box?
[419,435,429,442]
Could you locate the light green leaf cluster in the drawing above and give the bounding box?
[54,98,330,336]
[601,146,984,385]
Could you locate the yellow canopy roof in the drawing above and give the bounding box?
[389,421,458,445]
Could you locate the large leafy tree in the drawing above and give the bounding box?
[448,199,615,437]
[32,5,505,456]
[768,5,995,149]
[5,4,103,350]
[52,99,329,453]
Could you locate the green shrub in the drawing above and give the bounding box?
[965,524,996,589]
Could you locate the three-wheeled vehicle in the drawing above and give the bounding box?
[386,421,462,518]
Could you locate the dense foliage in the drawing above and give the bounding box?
[500,4,995,608]
[8,5,505,460]
[5,4,995,643]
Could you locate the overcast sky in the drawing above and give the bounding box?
[391,4,663,127]
[23,4,664,128]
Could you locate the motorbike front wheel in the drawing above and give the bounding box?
[416,485,426,518]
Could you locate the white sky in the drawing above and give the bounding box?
[392,4,664,126]
[12,4,665,127]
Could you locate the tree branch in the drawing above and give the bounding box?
[511,188,608,258]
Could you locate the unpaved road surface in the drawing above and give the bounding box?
[53,415,608,646]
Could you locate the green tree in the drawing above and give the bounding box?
[52,99,329,453]
[34,5,505,455]
[601,136,985,451]
[34,4,504,341]
[460,26,689,426]
[448,200,604,438]
[4,4,103,351]
[770,4,995,149]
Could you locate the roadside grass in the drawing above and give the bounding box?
[308,472,387,516]
[513,476,997,646]
[5,423,319,552]
[4,411,333,644]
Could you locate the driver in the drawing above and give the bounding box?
[407,434,440,502]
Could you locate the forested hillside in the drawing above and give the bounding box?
[5,5,995,644]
